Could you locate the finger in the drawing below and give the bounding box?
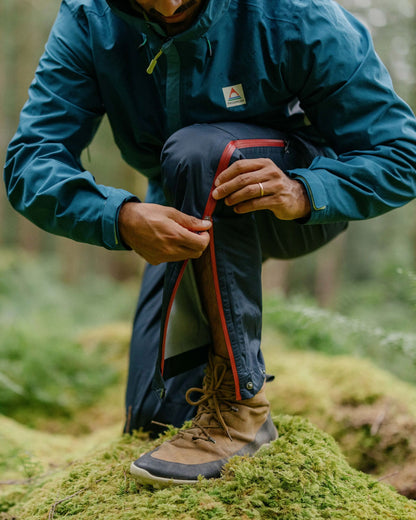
[145,230,210,264]
[212,162,268,201]
[174,226,211,252]
[233,195,271,215]
[164,239,209,262]
[223,181,265,206]
[145,245,206,265]
[168,207,212,232]
[215,159,264,186]
[212,172,256,200]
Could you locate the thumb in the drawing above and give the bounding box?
[170,209,212,232]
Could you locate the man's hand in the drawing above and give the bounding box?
[118,202,211,265]
[211,158,311,220]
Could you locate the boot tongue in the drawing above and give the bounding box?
[208,353,236,399]
[181,352,237,441]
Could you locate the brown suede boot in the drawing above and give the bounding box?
[130,354,278,487]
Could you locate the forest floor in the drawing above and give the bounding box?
[2,324,416,519]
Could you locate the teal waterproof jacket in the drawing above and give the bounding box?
[4,0,416,249]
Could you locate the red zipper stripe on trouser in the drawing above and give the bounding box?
[160,138,285,401]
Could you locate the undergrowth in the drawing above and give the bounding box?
[263,292,416,384]
[0,250,136,424]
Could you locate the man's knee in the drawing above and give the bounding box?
[160,124,229,209]
[159,121,320,211]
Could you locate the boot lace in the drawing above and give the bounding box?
[181,359,238,443]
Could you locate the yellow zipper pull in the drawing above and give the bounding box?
[146,48,164,74]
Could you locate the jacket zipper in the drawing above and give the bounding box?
[146,38,174,74]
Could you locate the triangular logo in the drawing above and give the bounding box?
[229,88,241,99]
[222,84,246,108]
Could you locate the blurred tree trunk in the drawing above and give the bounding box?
[313,233,347,307]
[1,0,45,250]
[0,0,19,246]
[16,3,43,252]
[262,259,293,295]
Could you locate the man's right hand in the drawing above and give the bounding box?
[118,202,212,265]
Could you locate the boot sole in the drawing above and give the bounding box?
[130,462,200,488]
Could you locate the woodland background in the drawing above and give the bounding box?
[0,0,416,382]
[1,0,416,393]
[2,1,416,517]
[1,0,416,305]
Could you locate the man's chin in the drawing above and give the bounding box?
[158,19,192,36]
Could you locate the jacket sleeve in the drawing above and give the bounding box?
[284,1,416,224]
[3,1,138,250]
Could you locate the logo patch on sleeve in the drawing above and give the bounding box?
[222,84,246,108]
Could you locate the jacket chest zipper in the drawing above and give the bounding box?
[146,39,182,136]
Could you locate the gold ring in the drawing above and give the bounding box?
[258,182,264,197]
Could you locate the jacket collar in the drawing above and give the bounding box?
[106,0,230,40]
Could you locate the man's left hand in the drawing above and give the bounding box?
[211,158,311,220]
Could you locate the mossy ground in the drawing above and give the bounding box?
[2,324,416,518]
[262,330,416,497]
[3,416,416,520]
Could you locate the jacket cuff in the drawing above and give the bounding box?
[288,168,329,224]
[102,189,140,250]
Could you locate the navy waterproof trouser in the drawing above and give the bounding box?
[124,122,347,433]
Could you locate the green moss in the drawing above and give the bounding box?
[3,321,416,516]
[3,416,416,519]
[262,331,416,497]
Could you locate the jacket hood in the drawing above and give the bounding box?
[105,0,230,40]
